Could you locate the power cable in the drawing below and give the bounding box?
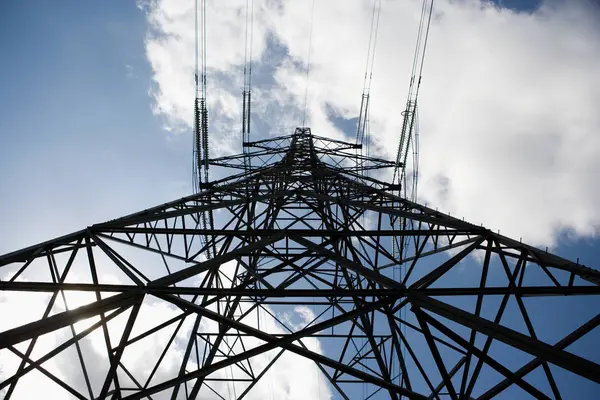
[193,0,213,258]
[392,0,434,188]
[242,0,255,172]
[390,2,435,391]
[392,0,434,262]
[301,0,316,128]
[356,0,382,149]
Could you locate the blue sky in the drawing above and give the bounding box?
[0,0,599,398]
[0,0,588,249]
[0,1,191,251]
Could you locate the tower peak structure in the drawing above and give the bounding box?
[1,127,599,399]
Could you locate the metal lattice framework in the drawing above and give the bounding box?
[1,127,599,399]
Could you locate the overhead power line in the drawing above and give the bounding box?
[193,0,214,258]
[356,0,382,177]
[392,0,435,193]
[193,0,210,194]
[301,0,316,128]
[242,0,255,173]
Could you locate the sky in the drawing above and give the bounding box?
[0,0,599,398]
[0,1,192,253]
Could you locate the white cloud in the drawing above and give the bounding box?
[3,1,599,397]
[142,0,600,247]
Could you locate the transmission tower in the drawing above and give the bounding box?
[0,127,599,399]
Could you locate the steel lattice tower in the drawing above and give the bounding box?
[0,127,599,399]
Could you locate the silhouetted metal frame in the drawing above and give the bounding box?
[0,128,599,399]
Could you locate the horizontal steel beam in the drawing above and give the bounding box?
[102,228,476,237]
[2,282,599,297]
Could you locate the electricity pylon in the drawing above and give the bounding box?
[0,127,599,399]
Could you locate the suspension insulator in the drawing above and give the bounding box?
[242,91,247,136]
[194,99,202,172]
[246,91,251,139]
[201,106,209,169]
